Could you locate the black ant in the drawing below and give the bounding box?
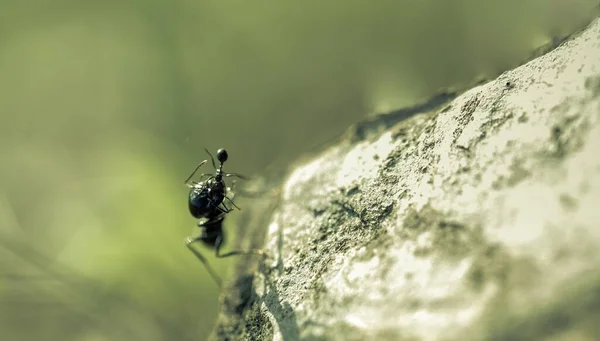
[184,148,264,287]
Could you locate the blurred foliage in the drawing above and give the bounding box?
[0,0,597,340]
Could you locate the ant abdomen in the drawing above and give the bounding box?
[188,179,226,218]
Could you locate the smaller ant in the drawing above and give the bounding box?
[184,148,265,287]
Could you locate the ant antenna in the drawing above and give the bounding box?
[204,148,217,169]
[184,160,207,184]
[188,148,248,182]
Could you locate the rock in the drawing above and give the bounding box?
[212,17,600,341]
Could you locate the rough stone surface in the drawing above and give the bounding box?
[212,17,600,341]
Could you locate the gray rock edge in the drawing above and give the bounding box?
[211,16,600,341]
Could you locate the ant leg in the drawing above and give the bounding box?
[223,196,241,210]
[184,160,208,185]
[213,203,232,214]
[214,234,266,259]
[224,173,249,180]
[224,180,240,210]
[227,178,280,199]
[228,179,237,193]
[185,235,223,287]
[185,174,215,188]
[231,187,281,199]
[203,199,231,215]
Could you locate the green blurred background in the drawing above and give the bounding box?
[0,1,597,340]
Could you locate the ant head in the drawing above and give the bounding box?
[216,148,228,164]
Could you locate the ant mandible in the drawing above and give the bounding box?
[184,148,264,287]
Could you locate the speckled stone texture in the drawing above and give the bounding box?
[212,17,600,341]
